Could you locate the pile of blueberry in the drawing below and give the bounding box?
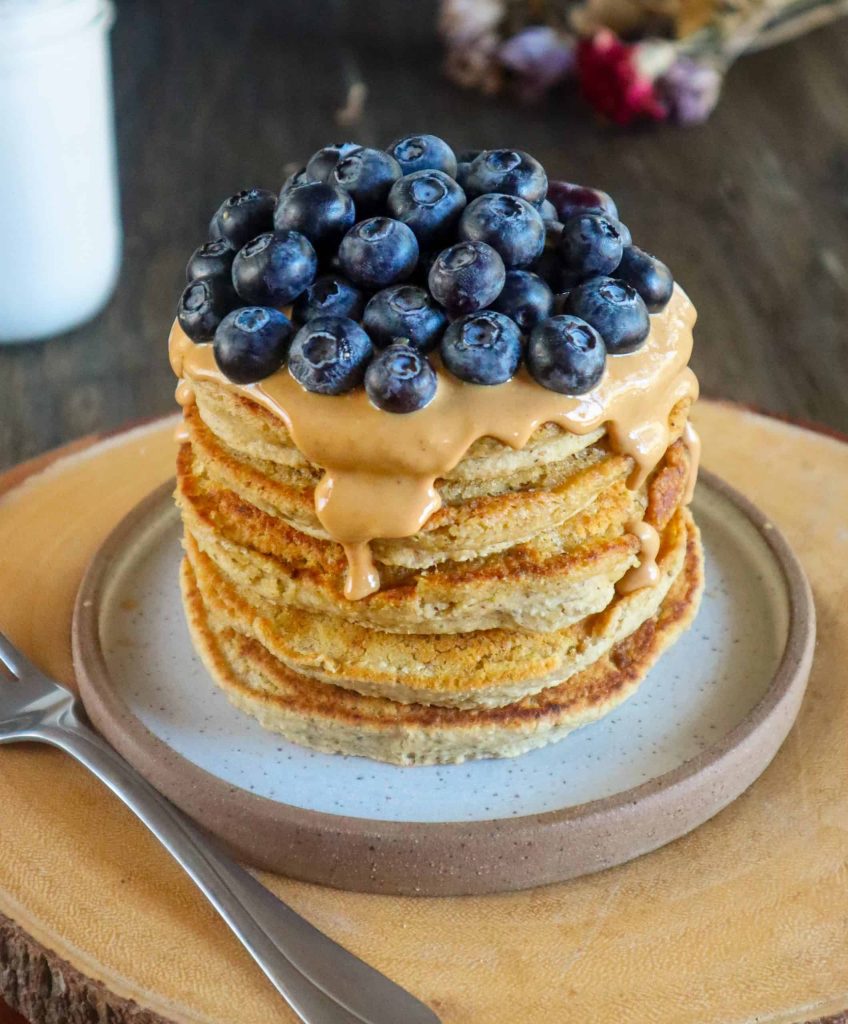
[177,135,675,413]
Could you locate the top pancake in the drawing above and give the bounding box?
[176,379,692,634]
[185,382,691,567]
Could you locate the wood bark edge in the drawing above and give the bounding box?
[0,910,173,1024]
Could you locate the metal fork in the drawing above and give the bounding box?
[0,632,440,1024]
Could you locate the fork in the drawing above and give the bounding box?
[0,632,441,1024]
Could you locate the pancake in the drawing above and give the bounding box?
[180,415,643,573]
[185,506,690,708]
[180,467,637,635]
[176,430,690,634]
[180,511,704,765]
[192,378,612,487]
[184,393,691,568]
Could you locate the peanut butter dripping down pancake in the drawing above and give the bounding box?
[170,285,699,600]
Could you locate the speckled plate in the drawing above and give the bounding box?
[72,470,814,896]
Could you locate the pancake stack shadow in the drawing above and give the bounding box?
[176,384,704,765]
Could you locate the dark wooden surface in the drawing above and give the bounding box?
[0,0,846,470]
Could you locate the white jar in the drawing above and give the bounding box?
[0,0,121,343]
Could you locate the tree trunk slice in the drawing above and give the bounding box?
[1,410,848,1024]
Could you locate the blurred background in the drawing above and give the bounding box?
[0,0,846,471]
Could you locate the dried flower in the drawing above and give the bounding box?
[498,26,576,101]
[658,56,722,125]
[576,30,668,124]
[440,0,505,94]
[444,32,504,93]
[439,0,505,45]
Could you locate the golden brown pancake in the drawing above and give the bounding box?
[183,392,690,567]
[181,513,703,765]
[184,508,690,708]
[175,427,691,634]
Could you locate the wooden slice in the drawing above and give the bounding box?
[0,405,844,1024]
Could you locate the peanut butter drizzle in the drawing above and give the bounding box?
[618,412,703,595]
[169,285,698,601]
[175,379,195,408]
[617,519,662,594]
[173,382,195,444]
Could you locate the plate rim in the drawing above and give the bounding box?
[72,469,816,895]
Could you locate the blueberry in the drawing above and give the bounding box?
[338,217,419,289]
[386,134,457,177]
[527,315,606,395]
[615,245,674,312]
[305,142,362,183]
[539,199,559,224]
[289,316,373,395]
[332,148,402,215]
[532,248,565,292]
[177,276,237,342]
[544,219,565,247]
[459,193,545,269]
[455,150,481,191]
[292,274,364,324]
[558,214,624,284]
[464,149,548,204]
[428,241,505,315]
[387,170,466,247]
[441,310,522,385]
[530,221,569,292]
[209,188,276,249]
[490,270,554,332]
[186,238,236,285]
[213,306,293,384]
[273,181,355,253]
[564,276,650,353]
[232,230,317,306]
[365,342,438,413]
[280,166,310,194]
[616,220,633,247]
[546,181,619,222]
[363,285,447,351]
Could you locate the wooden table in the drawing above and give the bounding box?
[0,2,846,1021]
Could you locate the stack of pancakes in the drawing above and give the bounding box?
[177,378,704,765]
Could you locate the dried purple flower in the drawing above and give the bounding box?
[498,26,576,101]
[658,56,722,126]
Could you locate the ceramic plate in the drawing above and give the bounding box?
[73,470,814,896]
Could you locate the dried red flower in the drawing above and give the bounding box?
[577,30,667,125]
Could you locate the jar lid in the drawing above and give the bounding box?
[0,0,113,51]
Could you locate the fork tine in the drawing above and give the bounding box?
[0,631,37,679]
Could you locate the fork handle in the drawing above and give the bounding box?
[37,712,438,1024]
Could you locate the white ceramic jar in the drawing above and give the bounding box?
[0,0,121,343]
